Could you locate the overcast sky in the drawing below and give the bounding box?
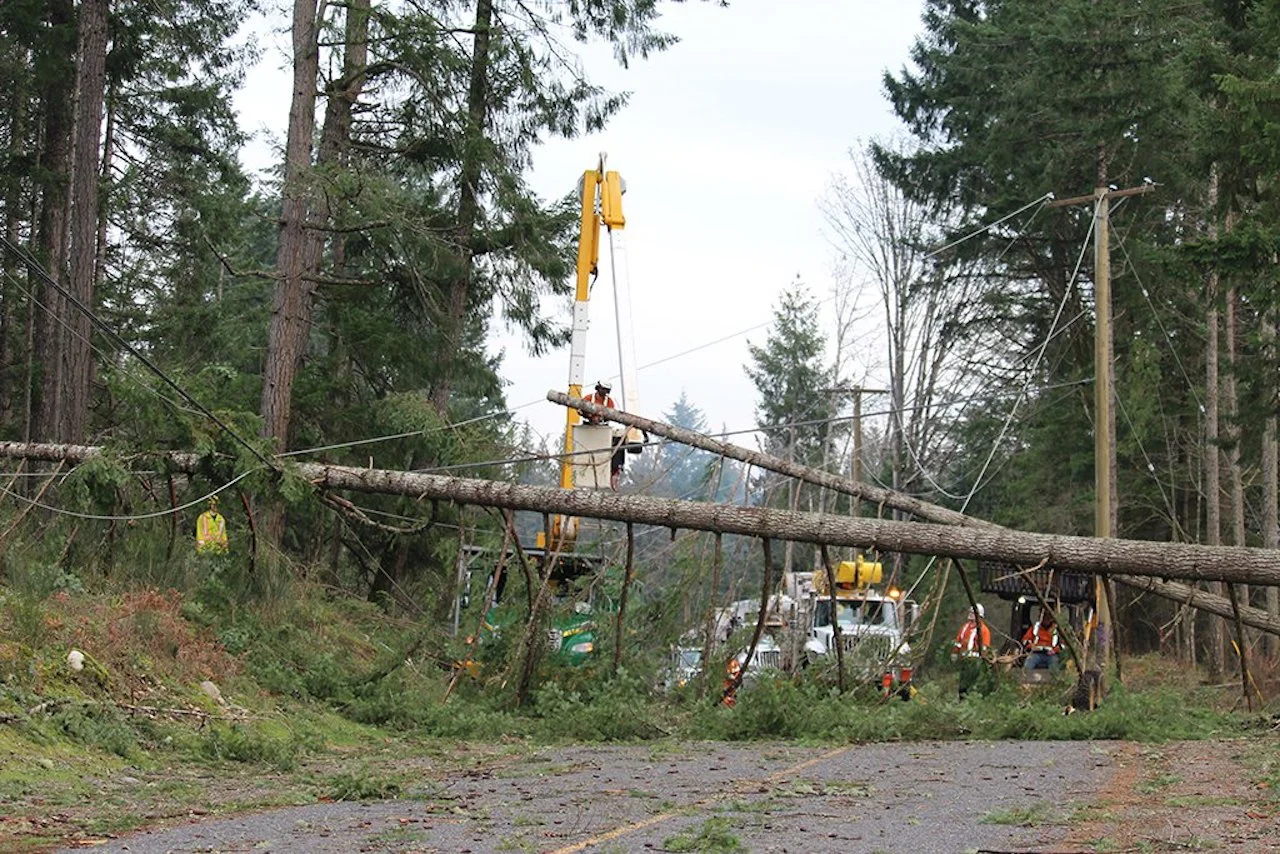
[234,0,927,449]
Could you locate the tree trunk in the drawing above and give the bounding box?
[1,59,29,430]
[62,0,110,444]
[1264,311,1279,658]
[1224,283,1249,685]
[304,0,370,283]
[31,0,76,443]
[430,0,493,416]
[5,440,1280,591]
[1204,168,1225,680]
[552,391,1274,631]
[260,0,321,449]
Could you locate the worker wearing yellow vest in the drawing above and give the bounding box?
[195,497,228,554]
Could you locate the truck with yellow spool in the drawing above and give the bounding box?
[794,556,919,693]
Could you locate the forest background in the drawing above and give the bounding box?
[1,0,1280,713]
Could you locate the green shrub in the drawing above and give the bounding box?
[49,704,139,759]
[197,722,304,770]
[531,670,666,741]
[663,817,744,852]
[326,768,404,801]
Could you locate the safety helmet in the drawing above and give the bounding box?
[595,380,611,392]
[972,603,985,618]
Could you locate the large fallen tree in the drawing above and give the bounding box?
[3,440,1280,594]
[550,391,1280,636]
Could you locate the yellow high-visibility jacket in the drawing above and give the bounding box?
[196,511,228,554]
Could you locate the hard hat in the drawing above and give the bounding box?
[973,603,985,618]
[595,380,611,392]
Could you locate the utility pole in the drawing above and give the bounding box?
[821,387,888,516]
[848,387,888,519]
[1049,178,1155,703]
[1049,181,1154,536]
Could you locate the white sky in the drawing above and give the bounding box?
[234,0,926,448]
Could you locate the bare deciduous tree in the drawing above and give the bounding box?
[821,141,987,544]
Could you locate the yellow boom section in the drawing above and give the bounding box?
[544,164,626,552]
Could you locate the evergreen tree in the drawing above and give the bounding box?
[745,282,835,467]
[745,282,835,572]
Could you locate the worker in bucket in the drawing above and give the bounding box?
[1022,608,1062,671]
[580,380,615,424]
[951,603,991,699]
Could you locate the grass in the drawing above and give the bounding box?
[3,575,1278,851]
[663,816,744,852]
[1136,771,1183,793]
[979,801,1059,826]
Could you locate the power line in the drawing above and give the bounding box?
[0,235,278,473]
[286,192,1061,463]
[0,469,257,522]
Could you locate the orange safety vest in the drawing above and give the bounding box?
[1023,621,1060,654]
[196,511,228,554]
[953,619,991,656]
[589,392,615,409]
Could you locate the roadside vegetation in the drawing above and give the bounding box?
[3,570,1277,843]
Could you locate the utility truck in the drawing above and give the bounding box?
[788,556,918,693]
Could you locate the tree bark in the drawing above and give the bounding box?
[1204,168,1225,679]
[260,0,321,448]
[62,0,110,443]
[552,390,1275,632]
[430,0,493,415]
[31,0,76,443]
[1264,311,1279,657]
[3,440,1280,592]
[305,0,370,285]
[1,58,28,430]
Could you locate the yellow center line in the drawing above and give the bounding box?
[546,745,852,854]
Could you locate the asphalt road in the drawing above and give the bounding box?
[69,740,1114,853]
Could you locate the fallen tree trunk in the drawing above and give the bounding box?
[548,390,982,528]
[550,392,1280,635]
[3,440,1280,588]
[1111,574,1280,637]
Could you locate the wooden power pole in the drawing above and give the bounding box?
[1050,179,1155,700]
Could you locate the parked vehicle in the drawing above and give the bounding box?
[791,556,918,694]
[662,645,704,689]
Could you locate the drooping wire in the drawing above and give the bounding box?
[282,193,1064,464]
[0,469,258,522]
[0,235,278,473]
[902,209,1097,602]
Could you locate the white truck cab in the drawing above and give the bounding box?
[792,557,918,689]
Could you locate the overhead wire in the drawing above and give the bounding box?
[890,195,1052,501]
[0,469,258,522]
[902,203,1097,602]
[0,234,278,473]
[282,191,1063,464]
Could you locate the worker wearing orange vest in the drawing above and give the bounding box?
[951,603,992,699]
[195,497,228,554]
[721,657,742,707]
[581,380,616,424]
[1022,609,1062,670]
[952,604,992,658]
